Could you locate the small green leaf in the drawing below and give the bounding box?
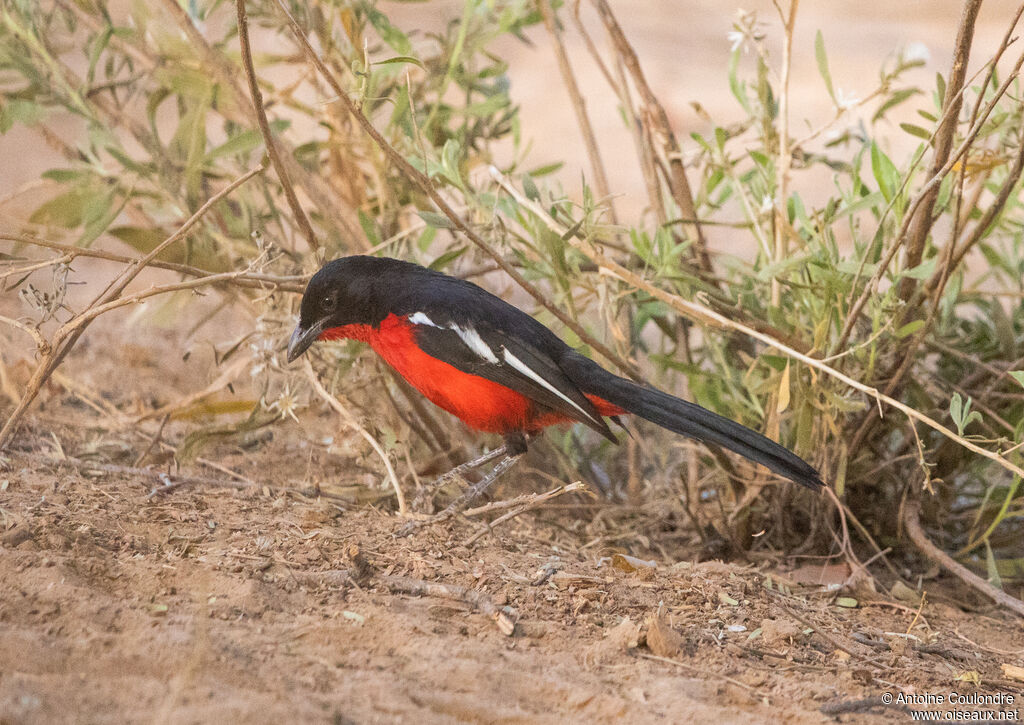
[428,246,466,270]
[815,30,836,102]
[895,320,925,338]
[522,173,540,202]
[949,393,982,436]
[899,122,932,141]
[835,597,859,608]
[873,88,921,122]
[374,55,425,70]
[1008,371,1024,389]
[416,211,453,229]
[870,141,899,201]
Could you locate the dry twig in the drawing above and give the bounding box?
[302,357,407,514]
[235,0,319,251]
[903,497,1024,618]
[462,481,587,546]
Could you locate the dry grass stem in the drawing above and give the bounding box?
[302,357,406,515]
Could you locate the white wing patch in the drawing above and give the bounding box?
[453,325,499,364]
[502,348,598,424]
[408,311,437,327]
[408,312,499,364]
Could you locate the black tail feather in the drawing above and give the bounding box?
[562,353,824,490]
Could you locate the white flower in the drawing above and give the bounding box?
[904,42,930,64]
[835,87,861,111]
[267,385,301,423]
[728,30,746,53]
[759,194,774,214]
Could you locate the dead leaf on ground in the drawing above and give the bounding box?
[645,611,684,658]
[759,617,802,648]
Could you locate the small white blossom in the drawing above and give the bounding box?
[267,385,301,423]
[727,30,746,53]
[904,42,930,64]
[249,337,277,378]
[835,87,861,111]
[759,194,774,214]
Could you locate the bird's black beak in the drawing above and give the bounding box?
[287,319,325,363]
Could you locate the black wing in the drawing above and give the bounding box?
[409,316,616,442]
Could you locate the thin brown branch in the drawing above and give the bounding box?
[590,0,713,276]
[903,497,1024,618]
[272,0,640,380]
[538,0,616,223]
[898,0,983,303]
[235,0,319,251]
[0,315,50,354]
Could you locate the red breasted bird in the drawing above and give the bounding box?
[288,256,823,525]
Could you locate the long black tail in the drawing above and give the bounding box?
[562,353,824,490]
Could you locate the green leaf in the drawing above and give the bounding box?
[416,211,453,229]
[364,6,413,55]
[526,162,563,178]
[1009,371,1024,389]
[873,88,921,122]
[0,98,47,133]
[899,122,931,141]
[901,257,936,280]
[985,542,1003,589]
[108,226,168,254]
[29,186,94,228]
[374,55,425,70]
[205,120,289,161]
[428,246,466,270]
[870,141,899,201]
[522,173,540,202]
[895,320,925,338]
[949,393,982,436]
[815,30,836,102]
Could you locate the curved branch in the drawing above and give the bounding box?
[904,497,1024,619]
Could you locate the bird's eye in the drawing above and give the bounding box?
[323,295,334,309]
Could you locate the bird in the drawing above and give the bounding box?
[287,255,823,528]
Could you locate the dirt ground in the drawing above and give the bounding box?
[4,2,1024,723]
[1,315,1023,724]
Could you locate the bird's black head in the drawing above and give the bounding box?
[287,256,391,362]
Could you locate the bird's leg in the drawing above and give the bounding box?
[411,444,510,513]
[397,433,528,536]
